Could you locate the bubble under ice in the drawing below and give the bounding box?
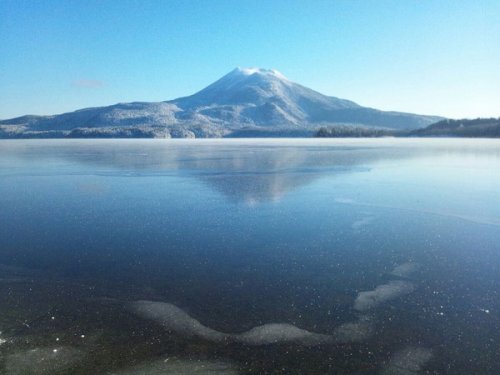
[354,280,415,312]
[380,346,433,375]
[130,301,373,346]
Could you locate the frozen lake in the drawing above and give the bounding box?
[0,138,499,374]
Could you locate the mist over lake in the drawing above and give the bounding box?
[0,139,499,374]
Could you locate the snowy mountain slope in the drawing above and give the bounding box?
[0,68,443,138]
[170,68,361,127]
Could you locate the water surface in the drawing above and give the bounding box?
[0,139,499,374]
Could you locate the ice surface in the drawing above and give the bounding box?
[352,215,374,230]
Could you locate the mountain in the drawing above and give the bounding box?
[0,68,443,138]
[410,118,500,138]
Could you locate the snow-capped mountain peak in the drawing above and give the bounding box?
[171,67,297,109]
[0,67,443,138]
[233,67,289,80]
[171,67,362,126]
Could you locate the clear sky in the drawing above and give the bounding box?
[1,0,499,119]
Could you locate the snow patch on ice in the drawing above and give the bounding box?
[4,346,85,375]
[390,262,420,279]
[380,346,432,375]
[130,301,227,342]
[130,300,374,346]
[108,357,239,375]
[237,323,331,346]
[354,280,415,311]
[333,314,374,343]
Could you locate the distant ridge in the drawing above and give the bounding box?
[410,118,500,138]
[0,67,443,138]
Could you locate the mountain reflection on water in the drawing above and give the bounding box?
[0,139,500,375]
[2,138,499,205]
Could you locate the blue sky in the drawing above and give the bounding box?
[1,0,499,119]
